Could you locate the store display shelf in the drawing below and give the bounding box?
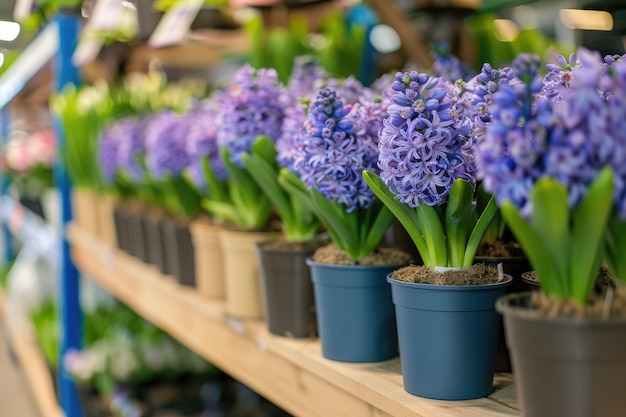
[68,224,520,417]
[0,288,63,417]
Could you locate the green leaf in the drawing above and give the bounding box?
[464,194,499,266]
[570,167,614,304]
[310,188,356,256]
[444,179,474,266]
[363,171,431,266]
[416,204,447,267]
[530,178,570,295]
[200,156,227,202]
[605,215,626,282]
[201,200,239,226]
[501,201,559,297]
[364,202,396,257]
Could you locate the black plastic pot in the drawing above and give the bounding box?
[126,210,148,262]
[113,206,130,253]
[142,213,168,273]
[497,292,626,417]
[161,217,196,287]
[475,256,531,372]
[256,241,318,338]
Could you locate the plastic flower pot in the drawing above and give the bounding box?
[161,217,196,287]
[142,212,169,274]
[256,240,319,338]
[71,188,101,237]
[113,205,130,253]
[389,274,512,400]
[126,209,149,262]
[475,255,532,372]
[96,194,118,248]
[307,259,403,362]
[219,229,282,319]
[189,218,225,298]
[497,292,626,417]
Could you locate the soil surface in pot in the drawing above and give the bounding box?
[261,237,329,252]
[311,243,411,266]
[529,287,626,318]
[523,263,617,292]
[391,263,501,285]
[477,240,525,258]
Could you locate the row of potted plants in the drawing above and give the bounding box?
[55,46,626,415]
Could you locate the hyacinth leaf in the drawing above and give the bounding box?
[530,178,570,296]
[309,188,357,257]
[364,202,396,258]
[416,204,447,268]
[363,171,431,266]
[445,179,474,267]
[201,200,240,226]
[501,202,560,297]
[168,176,201,219]
[605,215,626,283]
[477,184,504,244]
[464,194,498,267]
[199,157,228,202]
[570,167,614,305]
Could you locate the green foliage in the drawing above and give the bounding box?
[242,137,319,242]
[154,0,229,12]
[244,8,366,83]
[50,82,113,191]
[279,169,394,260]
[501,168,614,305]
[200,147,273,230]
[363,172,497,269]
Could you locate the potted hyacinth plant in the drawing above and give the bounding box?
[279,83,411,362]
[196,65,286,319]
[479,49,626,417]
[362,70,512,400]
[143,109,202,287]
[238,58,327,338]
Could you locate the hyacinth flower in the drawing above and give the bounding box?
[363,71,498,269]
[279,88,395,261]
[200,65,287,230]
[475,48,625,305]
[143,110,201,219]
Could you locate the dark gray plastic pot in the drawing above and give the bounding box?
[307,259,404,362]
[389,274,512,400]
[475,256,531,373]
[143,213,168,274]
[113,206,130,253]
[497,292,626,417]
[127,210,148,262]
[161,218,196,287]
[256,241,318,338]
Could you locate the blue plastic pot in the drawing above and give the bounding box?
[307,258,404,362]
[388,274,512,400]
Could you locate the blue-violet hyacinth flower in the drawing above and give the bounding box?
[217,65,286,167]
[144,110,191,179]
[110,117,146,181]
[378,71,476,208]
[292,88,380,212]
[186,96,227,189]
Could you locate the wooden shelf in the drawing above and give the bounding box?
[67,225,520,417]
[0,288,63,417]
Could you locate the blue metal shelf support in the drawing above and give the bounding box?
[53,13,83,417]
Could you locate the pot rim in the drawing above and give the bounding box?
[306,256,410,271]
[496,292,626,325]
[387,273,513,291]
[474,255,529,262]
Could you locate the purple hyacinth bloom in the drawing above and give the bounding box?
[276,59,327,171]
[185,96,227,189]
[378,71,476,208]
[430,43,476,83]
[217,65,286,167]
[144,110,191,179]
[99,117,143,182]
[477,48,626,219]
[292,88,380,212]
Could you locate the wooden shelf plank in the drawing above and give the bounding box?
[0,288,64,417]
[67,225,520,417]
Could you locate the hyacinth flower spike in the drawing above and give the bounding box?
[279,88,395,261]
[363,71,498,269]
